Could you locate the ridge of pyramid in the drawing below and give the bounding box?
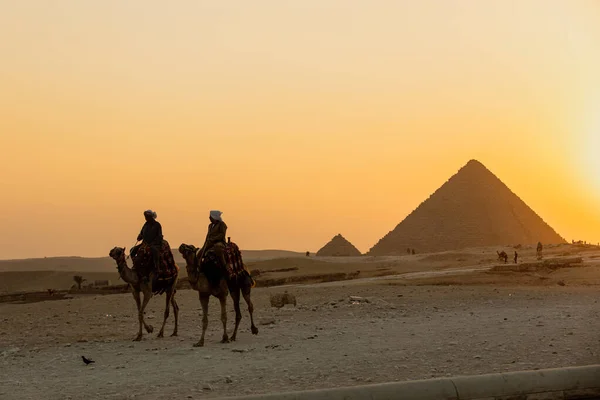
[465,159,485,168]
[316,234,362,257]
[367,159,565,255]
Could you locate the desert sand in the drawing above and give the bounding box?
[1,243,600,399]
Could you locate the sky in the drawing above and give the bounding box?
[0,0,599,259]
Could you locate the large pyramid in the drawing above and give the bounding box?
[317,234,362,257]
[367,160,566,255]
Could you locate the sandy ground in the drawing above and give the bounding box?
[4,243,591,294]
[2,244,600,400]
[2,282,600,400]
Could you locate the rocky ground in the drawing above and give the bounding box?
[1,283,600,400]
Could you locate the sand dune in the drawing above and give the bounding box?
[3,243,598,294]
[0,249,305,273]
[0,256,116,273]
[0,271,118,294]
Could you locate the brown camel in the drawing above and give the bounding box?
[108,246,179,341]
[179,243,258,347]
[497,250,508,263]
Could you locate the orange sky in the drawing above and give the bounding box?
[1,1,599,259]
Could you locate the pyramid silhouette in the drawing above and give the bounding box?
[367,160,565,255]
[316,234,362,257]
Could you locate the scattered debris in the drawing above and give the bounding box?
[349,296,370,304]
[270,291,297,308]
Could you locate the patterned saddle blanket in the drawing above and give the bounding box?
[224,242,245,278]
[204,242,253,285]
[131,240,179,282]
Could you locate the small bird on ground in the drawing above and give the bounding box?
[81,356,95,365]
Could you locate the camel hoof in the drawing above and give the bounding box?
[146,325,154,334]
[157,332,164,338]
[251,326,259,335]
[170,332,178,337]
[193,341,204,348]
[221,336,230,344]
[133,335,142,342]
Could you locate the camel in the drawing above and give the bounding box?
[179,243,258,347]
[497,250,508,263]
[108,246,179,341]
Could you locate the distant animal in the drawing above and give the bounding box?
[81,356,95,365]
[497,251,508,263]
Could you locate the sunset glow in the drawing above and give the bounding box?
[1,0,599,258]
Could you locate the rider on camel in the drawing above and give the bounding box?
[200,210,228,270]
[136,210,163,271]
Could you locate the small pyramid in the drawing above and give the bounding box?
[316,234,362,257]
[367,159,565,255]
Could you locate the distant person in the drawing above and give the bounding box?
[306,251,310,257]
[411,249,416,255]
[200,210,227,270]
[135,210,163,270]
[514,251,518,264]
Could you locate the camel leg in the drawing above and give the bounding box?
[219,295,229,344]
[170,289,179,337]
[194,294,209,347]
[230,285,242,342]
[132,290,144,341]
[140,288,154,335]
[242,287,259,335]
[157,290,172,338]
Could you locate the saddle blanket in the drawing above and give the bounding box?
[132,240,179,282]
[225,242,245,278]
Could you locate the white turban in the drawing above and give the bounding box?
[210,210,222,221]
[144,210,157,219]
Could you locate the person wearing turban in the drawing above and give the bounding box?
[136,210,163,272]
[199,210,227,270]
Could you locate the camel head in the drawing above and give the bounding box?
[178,243,198,266]
[109,247,127,266]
